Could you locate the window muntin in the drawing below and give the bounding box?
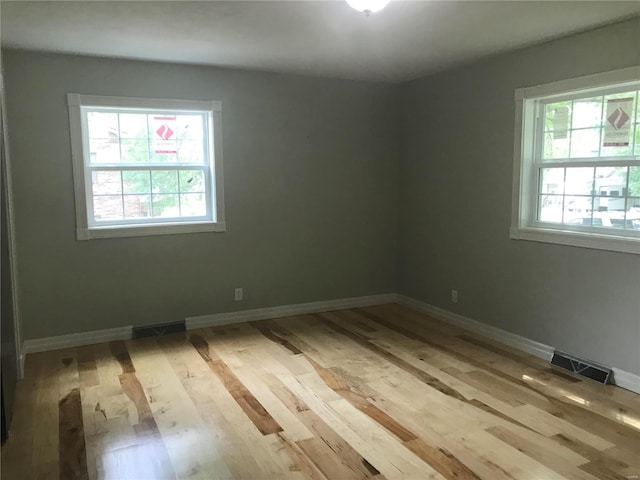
[68,95,225,239]
[512,68,640,254]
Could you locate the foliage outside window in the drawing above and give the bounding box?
[68,95,225,240]
[511,67,640,255]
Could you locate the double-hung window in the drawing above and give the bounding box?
[68,94,225,240]
[511,67,640,254]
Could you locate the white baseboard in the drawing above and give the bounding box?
[17,292,640,395]
[19,294,397,356]
[22,326,133,355]
[611,368,640,394]
[397,295,554,360]
[186,293,399,329]
[397,295,640,395]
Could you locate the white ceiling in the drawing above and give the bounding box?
[2,1,639,83]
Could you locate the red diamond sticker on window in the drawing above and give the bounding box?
[607,107,629,130]
[156,124,174,140]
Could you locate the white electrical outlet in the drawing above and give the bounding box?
[234,287,243,301]
[451,289,458,304]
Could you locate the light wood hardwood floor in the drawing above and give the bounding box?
[2,304,639,479]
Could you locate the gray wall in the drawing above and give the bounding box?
[3,18,640,376]
[400,17,640,375]
[3,50,401,340]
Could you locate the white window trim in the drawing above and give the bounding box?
[510,66,640,255]
[68,94,226,240]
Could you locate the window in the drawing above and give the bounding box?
[511,67,640,255]
[68,94,225,240]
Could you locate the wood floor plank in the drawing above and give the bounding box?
[58,388,88,480]
[157,334,270,479]
[189,333,284,436]
[125,337,233,480]
[3,303,639,480]
[485,425,596,479]
[359,306,640,442]
[107,340,178,480]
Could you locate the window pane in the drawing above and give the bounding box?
[564,196,592,218]
[92,171,122,195]
[602,92,635,155]
[176,115,203,140]
[121,139,149,163]
[634,125,640,156]
[151,171,178,193]
[93,195,123,221]
[177,140,204,164]
[607,213,627,230]
[594,196,625,213]
[539,195,563,223]
[124,195,151,219]
[540,168,565,195]
[90,138,120,164]
[87,112,118,139]
[564,167,593,195]
[627,198,640,230]
[150,115,177,160]
[570,128,600,158]
[545,101,572,132]
[595,167,626,208]
[180,193,207,217]
[119,114,148,138]
[149,151,178,163]
[629,166,640,196]
[601,142,633,157]
[571,97,602,129]
[543,133,570,159]
[179,170,205,193]
[122,171,151,194]
[628,196,640,209]
[565,216,594,227]
[152,194,180,217]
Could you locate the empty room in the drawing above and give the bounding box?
[1,1,639,479]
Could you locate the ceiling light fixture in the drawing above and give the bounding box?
[346,0,391,16]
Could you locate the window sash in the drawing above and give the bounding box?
[85,165,213,227]
[80,107,211,167]
[534,90,640,165]
[511,67,640,254]
[529,84,640,237]
[77,102,216,228]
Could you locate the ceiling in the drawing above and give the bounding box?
[2,1,639,83]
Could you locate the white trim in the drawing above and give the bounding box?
[396,295,640,394]
[67,93,226,241]
[611,368,640,394]
[77,220,226,240]
[397,295,554,360]
[68,94,90,237]
[516,66,640,100]
[511,66,640,255]
[186,294,399,329]
[22,326,132,354]
[1,71,24,379]
[67,94,217,112]
[15,292,640,395]
[510,226,640,254]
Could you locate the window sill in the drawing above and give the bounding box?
[77,221,226,240]
[510,226,640,255]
